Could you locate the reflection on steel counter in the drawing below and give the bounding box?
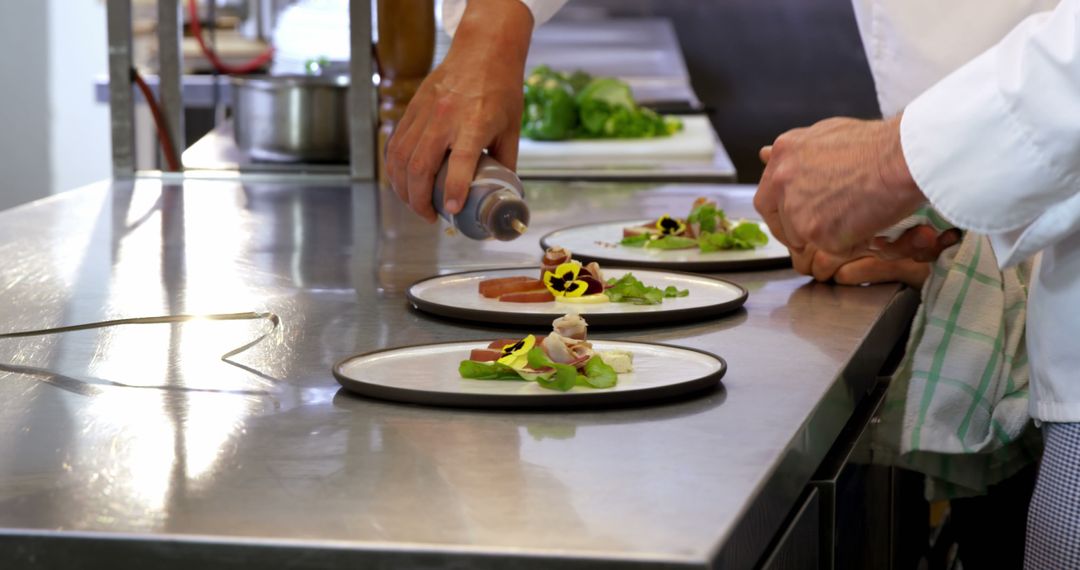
[241,183,355,290]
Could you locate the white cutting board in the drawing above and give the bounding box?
[517,115,717,168]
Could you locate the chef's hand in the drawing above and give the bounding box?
[791,244,931,289]
[385,0,533,222]
[755,115,927,256]
[871,225,962,262]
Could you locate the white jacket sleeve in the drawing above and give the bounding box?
[900,0,1080,268]
[441,0,569,37]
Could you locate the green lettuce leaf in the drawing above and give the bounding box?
[687,203,718,234]
[730,222,769,248]
[619,233,653,247]
[697,230,735,252]
[605,273,688,305]
[664,285,690,298]
[458,360,525,380]
[580,356,617,388]
[526,347,578,392]
[459,358,555,383]
[662,115,683,136]
[697,221,769,252]
[460,347,622,391]
[575,77,681,139]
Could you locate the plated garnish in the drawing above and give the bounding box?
[459,314,632,391]
[477,247,687,305]
[621,198,769,252]
[605,273,689,305]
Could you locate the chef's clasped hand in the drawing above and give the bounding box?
[753,115,930,257]
[789,243,934,289]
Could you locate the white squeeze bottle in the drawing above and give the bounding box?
[431,154,530,241]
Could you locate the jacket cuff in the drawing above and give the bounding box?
[442,0,566,37]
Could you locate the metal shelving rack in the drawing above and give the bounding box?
[104,0,376,180]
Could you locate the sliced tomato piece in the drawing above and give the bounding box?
[623,225,659,239]
[487,339,519,350]
[479,277,544,298]
[488,336,547,351]
[469,348,503,362]
[499,290,556,303]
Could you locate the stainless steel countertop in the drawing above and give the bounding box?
[0,176,915,568]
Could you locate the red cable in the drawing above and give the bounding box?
[131,67,182,172]
[187,0,274,75]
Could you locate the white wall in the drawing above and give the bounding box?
[0,0,111,213]
[0,0,51,211]
[48,0,111,196]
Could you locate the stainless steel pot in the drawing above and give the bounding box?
[230,75,350,163]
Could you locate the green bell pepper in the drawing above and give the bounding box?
[522,67,579,141]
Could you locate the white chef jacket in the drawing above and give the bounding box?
[898,0,1080,422]
[850,0,1060,116]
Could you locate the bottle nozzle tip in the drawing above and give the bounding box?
[511,219,528,234]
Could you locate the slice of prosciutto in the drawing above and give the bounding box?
[468,315,596,371]
[552,313,588,340]
[542,333,576,364]
[583,262,604,283]
[540,246,573,279]
[542,332,593,368]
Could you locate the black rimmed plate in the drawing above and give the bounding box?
[539,219,792,272]
[406,267,748,327]
[333,340,726,409]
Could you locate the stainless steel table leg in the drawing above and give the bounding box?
[106,0,135,177]
[157,0,186,168]
[349,0,376,181]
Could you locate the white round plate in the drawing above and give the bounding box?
[406,267,748,327]
[539,219,792,272]
[334,340,726,409]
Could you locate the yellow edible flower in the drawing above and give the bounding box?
[542,262,589,298]
[655,215,686,236]
[497,334,535,369]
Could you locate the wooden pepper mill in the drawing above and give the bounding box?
[375,0,435,184]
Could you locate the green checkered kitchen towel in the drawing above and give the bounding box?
[871,231,1042,500]
[875,204,957,242]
